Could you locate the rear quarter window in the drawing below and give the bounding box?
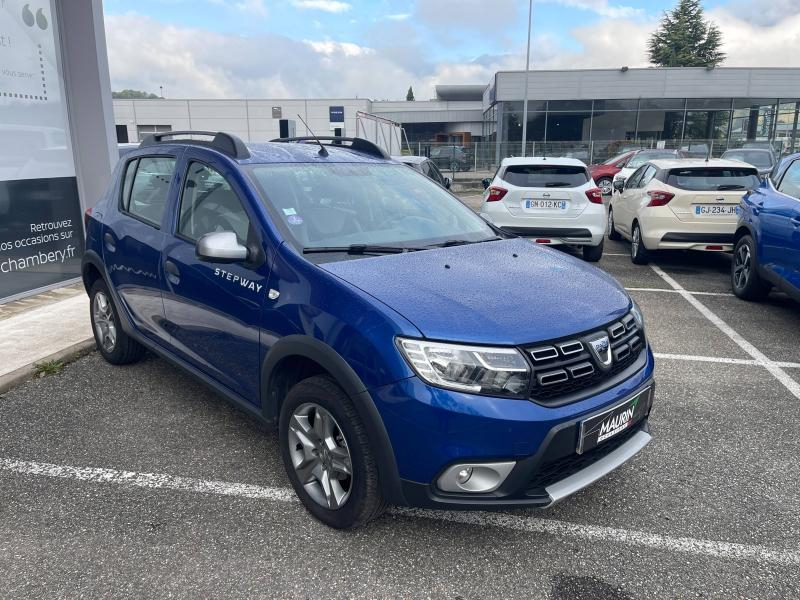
[501,165,589,188]
[666,168,760,191]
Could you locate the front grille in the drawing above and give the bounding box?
[525,421,644,494]
[524,313,644,405]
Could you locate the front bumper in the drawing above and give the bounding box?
[370,349,656,509]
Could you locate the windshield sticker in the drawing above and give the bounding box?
[287,215,304,225]
[282,208,297,216]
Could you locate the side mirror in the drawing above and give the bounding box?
[613,178,626,192]
[481,178,491,190]
[444,176,452,189]
[196,231,248,263]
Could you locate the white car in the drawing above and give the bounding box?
[479,157,606,261]
[607,158,761,264]
[611,149,678,191]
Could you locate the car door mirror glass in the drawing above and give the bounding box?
[481,178,491,190]
[444,176,452,189]
[614,178,626,192]
[196,231,249,263]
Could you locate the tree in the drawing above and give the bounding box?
[112,89,162,99]
[406,86,415,101]
[648,0,724,68]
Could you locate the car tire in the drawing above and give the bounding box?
[89,279,146,365]
[607,208,622,241]
[279,375,386,529]
[598,177,613,196]
[630,222,650,265]
[731,235,771,301]
[450,161,460,172]
[583,239,604,262]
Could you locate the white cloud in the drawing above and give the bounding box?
[540,0,643,19]
[291,0,352,12]
[234,0,267,17]
[385,13,410,21]
[305,40,374,57]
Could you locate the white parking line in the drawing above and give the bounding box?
[2,457,799,567]
[626,287,734,297]
[650,264,800,400]
[654,352,800,369]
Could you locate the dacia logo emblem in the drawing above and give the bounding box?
[586,334,613,370]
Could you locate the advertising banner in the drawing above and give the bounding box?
[1,0,84,302]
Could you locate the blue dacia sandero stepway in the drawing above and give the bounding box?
[82,132,655,529]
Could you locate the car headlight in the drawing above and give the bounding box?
[630,300,645,332]
[397,337,530,396]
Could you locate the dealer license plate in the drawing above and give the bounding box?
[525,199,567,210]
[577,388,651,454]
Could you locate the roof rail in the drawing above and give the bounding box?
[139,130,250,159]
[270,136,389,159]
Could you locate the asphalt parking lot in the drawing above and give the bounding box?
[2,199,799,598]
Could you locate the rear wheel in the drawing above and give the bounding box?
[630,222,650,265]
[583,239,604,262]
[607,208,622,241]
[731,235,771,300]
[279,375,386,529]
[89,279,145,365]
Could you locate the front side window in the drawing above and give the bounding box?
[666,168,760,191]
[123,156,176,226]
[501,165,589,188]
[777,161,800,199]
[427,161,446,186]
[625,165,648,189]
[248,163,495,255]
[639,165,658,188]
[178,162,251,243]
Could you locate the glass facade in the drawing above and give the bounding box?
[487,98,800,162]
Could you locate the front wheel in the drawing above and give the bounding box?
[731,235,771,300]
[583,239,604,262]
[607,208,622,241]
[630,222,650,265]
[279,375,386,529]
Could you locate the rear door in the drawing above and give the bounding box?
[499,164,590,220]
[161,153,269,403]
[104,151,180,347]
[662,166,760,225]
[763,159,800,289]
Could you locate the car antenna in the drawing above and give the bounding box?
[296,114,328,157]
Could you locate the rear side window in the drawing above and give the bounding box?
[666,168,760,191]
[121,156,176,226]
[501,165,589,188]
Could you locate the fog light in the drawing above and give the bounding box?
[437,461,516,493]
[456,467,473,484]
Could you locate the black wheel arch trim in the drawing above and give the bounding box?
[261,335,405,504]
[81,250,137,338]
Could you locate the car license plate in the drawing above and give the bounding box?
[694,205,737,217]
[525,199,567,210]
[577,388,651,454]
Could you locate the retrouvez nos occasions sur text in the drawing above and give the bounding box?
[0,220,78,274]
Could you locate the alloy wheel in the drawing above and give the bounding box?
[599,178,613,195]
[92,291,117,353]
[632,226,640,257]
[607,210,614,234]
[287,403,353,510]
[733,243,751,290]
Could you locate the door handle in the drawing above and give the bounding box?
[164,260,180,284]
[103,232,115,251]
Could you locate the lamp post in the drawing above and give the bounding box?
[520,0,533,157]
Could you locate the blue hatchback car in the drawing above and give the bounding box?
[82,132,655,528]
[733,152,800,302]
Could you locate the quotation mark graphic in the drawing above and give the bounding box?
[22,4,48,30]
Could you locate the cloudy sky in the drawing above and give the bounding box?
[102,0,800,100]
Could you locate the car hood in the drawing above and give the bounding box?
[320,238,631,345]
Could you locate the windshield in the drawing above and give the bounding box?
[722,151,774,169]
[248,163,496,257]
[628,151,676,169]
[666,167,761,191]
[501,165,589,188]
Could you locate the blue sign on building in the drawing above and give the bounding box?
[329,106,344,123]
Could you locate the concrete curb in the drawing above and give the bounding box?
[0,339,96,394]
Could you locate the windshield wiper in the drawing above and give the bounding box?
[302,244,424,255]
[432,237,503,248]
[716,184,745,190]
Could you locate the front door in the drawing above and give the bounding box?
[104,152,179,346]
[162,155,269,403]
[769,159,800,289]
